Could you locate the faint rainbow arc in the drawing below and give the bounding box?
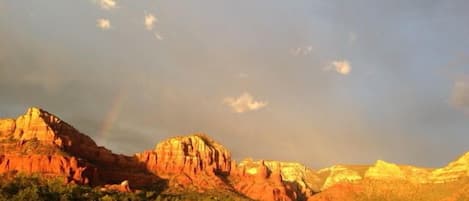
[98,87,128,142]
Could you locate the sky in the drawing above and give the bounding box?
[1,0,469,169]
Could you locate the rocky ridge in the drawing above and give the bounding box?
[0,107,158,187]
[135,134,233,191]
[431,152,469,183]
[1,107,469,201]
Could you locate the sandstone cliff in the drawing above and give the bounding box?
[0,108,319,200]
[316,160,434,190]
[318,165,362,190]
[263,161,321,194]
[135,134,232,191]
[431,152,469,183]
[231,159,296,201]
[0,107,158,187]
[0,107,99,184]
[137,134,231,176]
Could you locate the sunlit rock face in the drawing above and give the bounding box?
[401,166,432,183]
[7,107,100,158]
[5,107,469,200]
[135,135,316,200]
[232,159,295,201]
[318,161,432,190]
[0,108,322,199]
[364,160,406,180]
[0,107,99,184]
[364,160,433,184]
[431,152,469,183]
[307,183,362,201]
[13,107,65,145]
[0,154,95,184]
[136,134,232,190]
[0,107,158,187]
[319,165,362,190]
[0,118,15,136]
[263,161,321,195]
[148,134,231,175]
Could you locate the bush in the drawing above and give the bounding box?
[0,174,252,201]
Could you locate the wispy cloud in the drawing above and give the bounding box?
[154,32,163,40]
[96,0,117,10]
[324,60,352,75]
[96,19,111,30]
[144,13,158,30]
[290,45,313,56]
[224,92,268,113]
[450,76,469,110]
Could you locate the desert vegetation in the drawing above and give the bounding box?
[0,174,251,201]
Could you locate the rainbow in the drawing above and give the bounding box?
[97,87,128,142]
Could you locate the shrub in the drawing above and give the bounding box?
[0,174,252,201]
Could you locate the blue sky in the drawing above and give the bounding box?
[1,0,469,168]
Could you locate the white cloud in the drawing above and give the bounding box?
[333,60,352,75]
[96,0,117,10]
[290,45,313,56]
[224,92,268,113]
[97,19,111,30]
[324,60,352,75]
[154,32,163,40]
[144,13,158,30]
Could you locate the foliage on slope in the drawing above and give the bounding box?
[0,174,252,201]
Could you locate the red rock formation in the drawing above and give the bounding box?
[0,153,96,184]
[0,107,319,200]
[0,108,100,184]
[141,134,231,175]
[136,135,316,199]
[136,134,232,191]
[0,107,159,188]
[231,160,296,201]
[0,107,316,199]
[307,183,363,201]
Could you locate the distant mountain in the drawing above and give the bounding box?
[0,107,469,201]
